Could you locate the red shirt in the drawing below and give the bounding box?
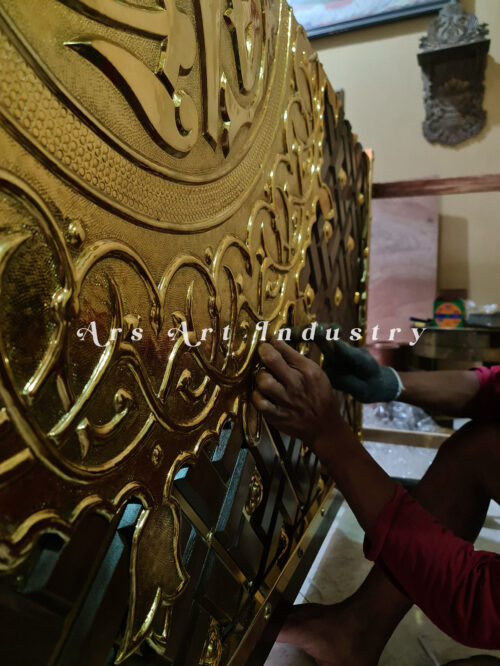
[472,364,500,420]
[364,366,500,649]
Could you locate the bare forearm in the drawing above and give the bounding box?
[398,370,480,417]
[316,420,397,538]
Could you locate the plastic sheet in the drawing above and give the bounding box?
[465,300,499,315]
[363,401,446,433]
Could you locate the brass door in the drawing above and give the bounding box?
[0,1,371,664]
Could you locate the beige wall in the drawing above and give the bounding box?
[314,0,500,305]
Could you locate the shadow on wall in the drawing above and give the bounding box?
[438,214,470,295]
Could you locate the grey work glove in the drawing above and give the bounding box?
[289,322,404,404]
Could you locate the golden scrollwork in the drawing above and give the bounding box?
[116,499,188,663]
[278,525,290,560]
[0,0,363,661]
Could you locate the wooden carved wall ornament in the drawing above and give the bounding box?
[0,1,371,664]
[418,0,490,146]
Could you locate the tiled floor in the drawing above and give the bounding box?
[264,442,500,666]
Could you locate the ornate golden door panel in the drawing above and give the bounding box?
[0,1,371,664]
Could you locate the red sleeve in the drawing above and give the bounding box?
[470,365,500,420]
[364,484,500,649]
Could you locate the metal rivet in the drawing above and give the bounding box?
[297,548,304,559]
[264,603,272,620]
[338,168,347,188]
[304,283,315,308]
[323,220,333,243]
[67,219,85,247]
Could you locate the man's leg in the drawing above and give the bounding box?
[278,420,500,666]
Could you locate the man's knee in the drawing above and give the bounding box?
[439,420,500,462]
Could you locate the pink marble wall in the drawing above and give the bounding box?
[366,196,439,344]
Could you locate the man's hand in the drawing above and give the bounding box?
[252,339,397,537]
[292,323,402,404]
[291,323,481,416]
[252,341,341,451]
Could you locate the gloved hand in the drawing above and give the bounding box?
[289,322,404,404]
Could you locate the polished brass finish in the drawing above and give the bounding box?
[200,618,223,666]
[278,525,290,558]
[227,485,341,666]
[304,283,316,309]
[0,0,371,662]
[116,501,188,663]
[245,469,264,516]
[323,220,333,243]
[338,167,348,188]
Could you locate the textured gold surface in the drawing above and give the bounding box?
[117,500,188,663]
[0,0,370,662]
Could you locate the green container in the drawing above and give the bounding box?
[433,299,465,329]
